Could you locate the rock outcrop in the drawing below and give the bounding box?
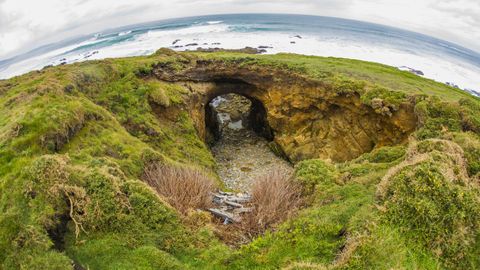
[151,58,417,162]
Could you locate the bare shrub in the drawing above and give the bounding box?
[143,163,216,214]
[242,170,302,236]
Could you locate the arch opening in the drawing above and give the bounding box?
[205,93,273,146]
[204,92,292,191]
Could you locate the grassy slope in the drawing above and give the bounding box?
[196,51,476,102]
[0,50,479,269]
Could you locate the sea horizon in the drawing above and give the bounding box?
[1,13,479,95]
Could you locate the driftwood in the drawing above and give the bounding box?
[233,207,253,214]
[225,201,243,208]
[209,192,253,223]
[228,196,251,203]
[207,208,240,223]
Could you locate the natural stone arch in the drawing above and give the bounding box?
[180,78,273,147]
[204,91,273,146]
[153,59,417,162]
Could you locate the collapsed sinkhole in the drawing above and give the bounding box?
[204,92,293,192]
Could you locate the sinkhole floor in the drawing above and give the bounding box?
[211,127,293,192]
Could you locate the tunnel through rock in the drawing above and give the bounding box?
[205,93,293,191]
[205,93,272,144]
[153,61,416,164]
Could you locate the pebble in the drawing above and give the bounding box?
[212,128,293,191]
[210,93,293,192]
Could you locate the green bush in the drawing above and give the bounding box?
[147,81,187,108]
[3,250,73,270]
[331,75,366,95]
[357,145,406,164]
[134,64,153,77]
[451,132,480,177]
[339,225,441,270]
[415,97,462,139]
[341,162,391,177]
[360,85,406,110]
[381,161,480,269]
[459,98,480,134]
[294,159,337,194]
[67,234,182,270]
[149,86,170,107]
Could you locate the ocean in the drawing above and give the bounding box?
[1,14,479,95]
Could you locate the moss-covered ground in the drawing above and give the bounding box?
[0,49,479,269]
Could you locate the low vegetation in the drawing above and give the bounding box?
[376,139,480,269]
[143,163,216,215]
[0,49,479,269]
[242,171,302,236]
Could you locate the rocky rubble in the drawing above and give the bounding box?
[209,94,293,191]
[212,128,293,191]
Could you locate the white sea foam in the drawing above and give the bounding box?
[207,21,223,25]
[0,37,106,78]
[118,30,132,36]
[1,22,479,95]
[228,120,243,130]
[146,24,229,38]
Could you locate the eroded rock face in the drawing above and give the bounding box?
[152,59,417,162]
[266,92,417,161]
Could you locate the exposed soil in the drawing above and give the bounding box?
[209,94,293,192]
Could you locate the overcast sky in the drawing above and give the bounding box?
[1,0,479,60]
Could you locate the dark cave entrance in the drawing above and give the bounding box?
[205,92,292,191]
[201,79,293,191]
[205,93,273,146]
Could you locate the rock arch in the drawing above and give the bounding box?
[204,91,273,145]
[152,59,417,162]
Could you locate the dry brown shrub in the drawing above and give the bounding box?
[242,170,302,236]
[143,163,216,214]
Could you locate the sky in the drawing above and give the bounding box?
[0,0,479,60]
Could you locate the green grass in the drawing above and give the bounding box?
[193,51,478,103]
[0,52,219,269]
[0,50,479,269]
[451,132,480,176]
[380,158,480,269]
